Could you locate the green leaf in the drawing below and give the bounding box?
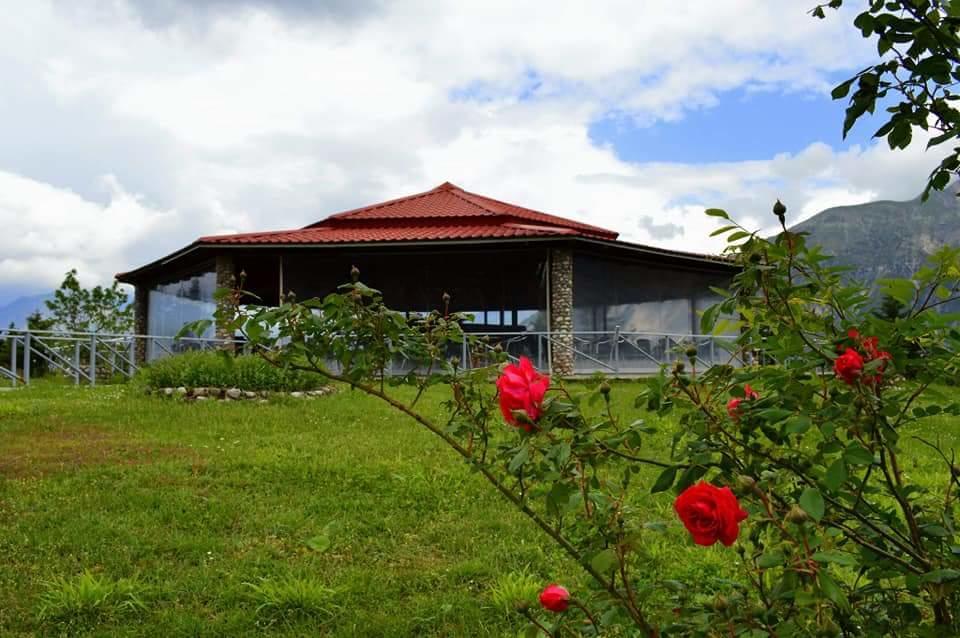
[650,466,678,494]
[785,415,811,435]
[824,459,848,492]
[799,488,825,522]
[591,548,618,574]
[508,446,529,474]
[305,534,332,553]
[705,208,730,219]
[844,442,875,466]
[879,278,916,305]
[919,569,960,584]
[817,571,851,611]
[675,465,708,492]
[709,225,738,237]
[831,78,855,100]
[812,550,858,567]
[757,551,785,568]
[759,409,793,424]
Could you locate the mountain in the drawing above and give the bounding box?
[0,293,52,329]
[791,184,960,295]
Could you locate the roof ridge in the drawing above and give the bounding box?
[307,183,453,227]
[454,187,617,238]
[444,186,503,217]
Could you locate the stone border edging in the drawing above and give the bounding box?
[148,386,336,402]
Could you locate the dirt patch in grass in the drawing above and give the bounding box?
[0,426,195,479]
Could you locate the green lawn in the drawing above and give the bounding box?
[0,380,955,636]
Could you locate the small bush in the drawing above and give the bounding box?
[245,576,339,624]
[133,351,323,392]
[37,571,147,628]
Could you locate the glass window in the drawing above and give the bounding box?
[147,266,216,359]
[573,253,732,336]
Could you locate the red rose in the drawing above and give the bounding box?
[496,356,549,431]
[847,328,860,340]
[869,349,893,384]
[674,481,748,547]
[726,397,743,419]
[726,384,759,420]
[834,347,864,385]
[539,584,570,612]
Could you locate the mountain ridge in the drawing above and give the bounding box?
[790,184,960,293]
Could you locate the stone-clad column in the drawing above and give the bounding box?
[214,254,236,351]
[133,284,148,364]
[549,248,574,377]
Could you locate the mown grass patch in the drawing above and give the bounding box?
[0,379,954,636]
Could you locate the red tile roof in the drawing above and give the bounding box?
[199,181,619,245]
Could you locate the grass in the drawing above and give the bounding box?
[37,571,148,628]
[0,378,956,636]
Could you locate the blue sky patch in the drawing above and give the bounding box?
[589,85,878,164]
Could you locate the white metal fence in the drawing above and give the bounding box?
[0,328,740,388]
[0,329,238,387]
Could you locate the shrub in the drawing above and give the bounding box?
[192,204,960,636]
[133,351,324,392]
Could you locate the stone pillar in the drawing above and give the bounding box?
[133,284,148,365]
[549,248,574,377]
[214,254,236,351]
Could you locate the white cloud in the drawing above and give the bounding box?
[0,171,176,289]
[0,0,944,292]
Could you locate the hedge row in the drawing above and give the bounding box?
[133,351,323,392]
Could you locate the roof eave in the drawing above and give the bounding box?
[116,233,735,285]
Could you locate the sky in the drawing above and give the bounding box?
[0,0,945,304]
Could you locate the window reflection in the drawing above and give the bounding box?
[147,266,216,360]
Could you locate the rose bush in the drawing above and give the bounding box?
[185,202,960,636]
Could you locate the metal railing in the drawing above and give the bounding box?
[0,329,240,387]
[0,327,740,388]
[463,330,741,375]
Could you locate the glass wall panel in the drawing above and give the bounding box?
[147,264,216,360]
[573,253,731,336]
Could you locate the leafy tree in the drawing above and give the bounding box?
[815,0,960,198]
[44,269,133,334]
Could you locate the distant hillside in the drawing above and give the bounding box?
[791,184,960,296]
[0,293,52,328]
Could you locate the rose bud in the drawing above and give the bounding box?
[785,504,811,525]
[773,200,787,226]
[538,584,571,613]
[685,344,698,359]
[599,381,611,396]
[350,265,360,281]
